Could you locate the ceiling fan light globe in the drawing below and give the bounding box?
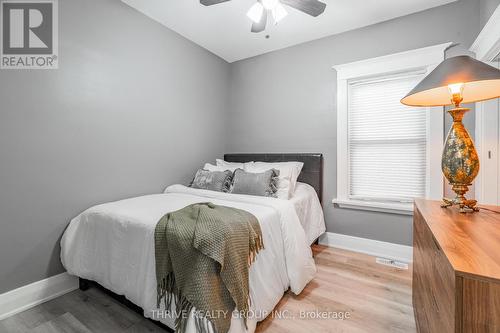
[262,0,279,10]
[272,3,288,23]
[247,2,264,23]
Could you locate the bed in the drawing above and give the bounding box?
[60,153,325,333]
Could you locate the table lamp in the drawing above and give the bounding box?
[401,55,500,213]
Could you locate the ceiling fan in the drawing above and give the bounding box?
[200,0,327,33]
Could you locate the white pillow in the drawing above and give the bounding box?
[215,159,251,171]
[244,161,303,199]
[203,163,239,172]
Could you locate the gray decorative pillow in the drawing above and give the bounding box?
[190,169,232,192]
[230,168,280,198]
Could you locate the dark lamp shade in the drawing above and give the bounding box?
[401,55,500,107]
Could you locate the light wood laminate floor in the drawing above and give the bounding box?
[0,245,416,333]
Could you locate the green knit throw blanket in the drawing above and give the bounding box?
[155,203,264,333]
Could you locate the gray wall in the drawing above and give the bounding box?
[227,0,481,246]
[0,0,229,294]
[480,0,500,29]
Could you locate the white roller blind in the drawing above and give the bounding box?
[348,72,428,202]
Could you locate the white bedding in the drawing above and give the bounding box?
[61,185,320,333]
[290,182,326,245]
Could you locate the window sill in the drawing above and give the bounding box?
[332,198,413,216]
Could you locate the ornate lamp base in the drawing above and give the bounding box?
[441,107,480,214]
[441,184,479,213]
[441,197,479,213]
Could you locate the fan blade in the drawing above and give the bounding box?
[280,0,326,17]
[200,0,231,6]
[251,9,267,33]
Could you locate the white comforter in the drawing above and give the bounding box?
[61,185,318,333]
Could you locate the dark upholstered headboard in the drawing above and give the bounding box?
[224,153,324,203]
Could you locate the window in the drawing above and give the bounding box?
[334,43,450,215]
[349,72,427,202]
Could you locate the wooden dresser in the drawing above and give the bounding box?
[413,200,500,333]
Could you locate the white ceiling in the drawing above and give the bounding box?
[122,0,458,63]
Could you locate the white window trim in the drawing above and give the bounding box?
[333,43,451,215]
[470,4,500,61]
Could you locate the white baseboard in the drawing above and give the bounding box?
[319,232,413,263]
[0,272,78,321]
